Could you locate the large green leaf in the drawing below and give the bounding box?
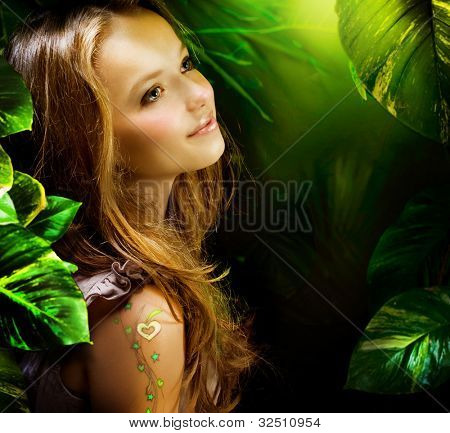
[0,224,91,350]
[0,349,29,412]
[28,196,81,243]
[0,192,18,225]
[336,0,449,145]
[368,184,450,306]
[0,56,33,138]
[7,171,47,227]
[0,144,13,197]
[345,287,450,393]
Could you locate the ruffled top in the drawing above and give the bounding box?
[18,259,157,412]
[73,259,151,307]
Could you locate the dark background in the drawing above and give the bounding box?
[183,0,450,413]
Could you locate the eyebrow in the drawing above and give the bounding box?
[129,40,187,96]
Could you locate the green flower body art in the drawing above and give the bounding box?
[136,320,161,341]
[113,301,165,412]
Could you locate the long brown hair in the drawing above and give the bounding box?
[5,0,266,412]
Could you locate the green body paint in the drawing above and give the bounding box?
[114,300,165,412]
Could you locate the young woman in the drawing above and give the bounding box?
[5,0,263,413]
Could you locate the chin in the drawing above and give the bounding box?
[208,134,226,165]
[192,134,226,171]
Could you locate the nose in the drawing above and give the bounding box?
[186,77,212,113]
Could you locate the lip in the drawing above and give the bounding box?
[188,113,218,137]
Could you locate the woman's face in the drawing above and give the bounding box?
[95,8,225,181]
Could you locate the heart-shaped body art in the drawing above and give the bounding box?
[137,320,161,341]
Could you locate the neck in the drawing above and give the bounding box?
[133,176,176,222]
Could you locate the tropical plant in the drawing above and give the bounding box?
[0,27,89,412]
[0,148,90,413]
[345,185,450,393]
[335,0,449,147]
[335,0,450,394]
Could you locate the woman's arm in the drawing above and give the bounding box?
[83,284,185,413]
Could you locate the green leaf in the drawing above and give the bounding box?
[336,0,449,145]
[8,171,47,227]
[60,260,78,274]
[348,60,367,101]
[345,287,450,394]
[0,224,91,350]
[0,192,18,225]
[0,144,13,197]
[368,184,450,306]
[0,348,29,412]
[28,196,82,243]
[0,55,33,138]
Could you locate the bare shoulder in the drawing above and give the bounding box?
[124,283,184,324]
[82,283,184,336]
[82,283,186,412]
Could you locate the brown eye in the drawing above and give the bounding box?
[141,55,199,105]
[182,55,198,72]
[142,86,162,104]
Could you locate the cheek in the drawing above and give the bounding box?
[138,112,177,143]
[114,109,186,177]
[116,109,181,150]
